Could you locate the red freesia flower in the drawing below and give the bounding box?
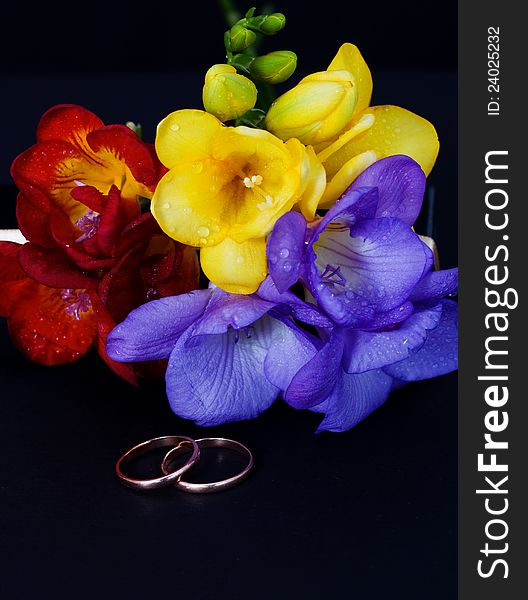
[0,105,199,383]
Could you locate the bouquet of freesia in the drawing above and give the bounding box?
[0,7,457,432]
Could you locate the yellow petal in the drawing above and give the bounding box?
[297,146,326,220]
[319,151,378,209]
[155,109,223,169]
[328,43,373,114]
[200,237,268,295]
[322,105,440,179]
[315,110,376,165]
[151,160,231,247]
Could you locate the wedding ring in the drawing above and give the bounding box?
[116,435,200,490]
[161,437,254,494]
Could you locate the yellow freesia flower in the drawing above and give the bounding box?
[151,109,325,294]
[202,64,257,122]
[265,43,439,208]
[317,43,439,206]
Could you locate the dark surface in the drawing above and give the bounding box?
[0,58,457,600]
[1,0,456,73]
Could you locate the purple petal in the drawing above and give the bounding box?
[191,287,275,337]
[314,187,379,237]
[264,320,319,391]
[342,303,443,373]
[257,276,334,328]
[166,316,281,426]
[308,217,429,327]
[106,289,212,361]
[360,301,414,330]
[383,300,458,381]
[267,211,307,293]
[284,328,344,409]
[352,155,426,226]
[313,369,393,433]
[410,268,459,302]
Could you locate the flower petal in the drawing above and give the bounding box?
[155,109,223,169]
[7,281,97,365]
[352,155,426,225]
[267,211,307,293]
[319,151,378,209]
[151,160,231,247]
[322,105,439,182]
[257,276,335,328]
[313,369,393,432]
[106,289,212,362]
[309,217,428,326]
[191,287,275,336]
[327,43,373,114]
[410,268,459,302]
[16,193,56,248]
[166,316,281,425]
[297,145,326,220]
[36,104,104,145]
[200,237,268,295]
[17,243,98,289]
[383,299,458,381]
[284,328,344,409]
[264,320,319,391]
[342,303,443,373]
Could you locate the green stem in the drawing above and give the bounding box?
[218,0,241,26]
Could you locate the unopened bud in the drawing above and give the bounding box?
[247,12,286,35]
[229,23,257,52]
[250,50,297,84]
[264,70,358,145]
[203,64,258,122]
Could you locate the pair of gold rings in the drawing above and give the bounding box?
[115,436,254,493]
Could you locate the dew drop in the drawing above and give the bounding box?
[192,162,204,173]
[197,226,210,237]
[182,207,193,214]
[199,238,208,245]
[236,256,245,264]
[283,261,292,273]
[162,202,171,209]
[279,248,290,259]
[170,123,180,132]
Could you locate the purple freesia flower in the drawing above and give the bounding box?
[106,283,329,426]
[265,155,458,431]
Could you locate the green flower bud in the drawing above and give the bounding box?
[229,23,257,52]
[246,12,286,35]
[259,13,286,34]
[203,64,258,122]
[249,50,297,84]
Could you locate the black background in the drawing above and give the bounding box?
[0,1,457,598]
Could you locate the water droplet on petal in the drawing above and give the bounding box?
[170,123,180,132]
[197,226,210,237]
[236,256,244,264]
[192,162,203,173]
[279,248,290,259]
[283,261,292,272]
[162,202,171,209]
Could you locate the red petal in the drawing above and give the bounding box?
[70,185,106,213]
[90,294,138,385]
[98,245,145,323]
[16,192,56,247]
[112,212,160,256]
[0,242,27,315]
[18,243,98,289]
[7,280,97,365]
[11,139,79,196]
[96,185,131,256]
[36,104,104,145]
[87,125,159,190]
